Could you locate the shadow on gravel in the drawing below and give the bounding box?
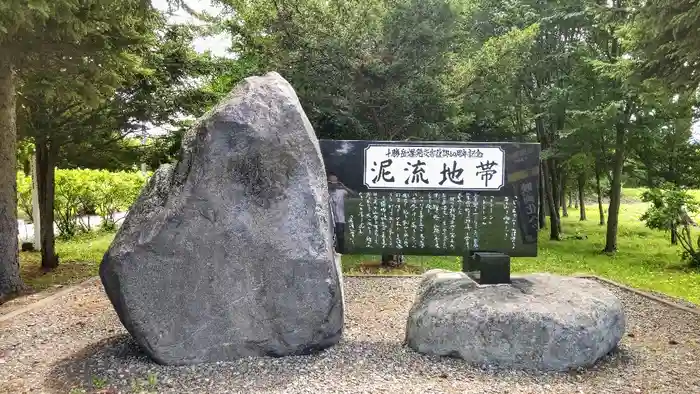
[46,334,362,393]
[46,334,145,393]
[46,333,638,393]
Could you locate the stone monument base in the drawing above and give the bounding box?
[405,270,626,371]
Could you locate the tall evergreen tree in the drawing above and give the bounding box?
[0,0,159,297]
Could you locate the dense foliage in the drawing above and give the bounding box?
[632,0,700,90]
[189,0,700,248]
[641,187,700,267]
[16,170,149,239]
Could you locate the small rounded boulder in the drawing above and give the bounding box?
[405,270,626,371]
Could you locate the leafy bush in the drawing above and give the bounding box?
[54,170,90,238]
[16,169,150,239]
[89,170,148,231]
[641,185,700,268]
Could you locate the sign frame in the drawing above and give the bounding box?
[320,139,540,258]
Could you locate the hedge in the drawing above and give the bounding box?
[17,169,150,239]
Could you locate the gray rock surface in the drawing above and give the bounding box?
[405,269,625,371]
[99,72,343,365]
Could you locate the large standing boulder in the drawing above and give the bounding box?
[405,270,625,371]
[100,72,344,365]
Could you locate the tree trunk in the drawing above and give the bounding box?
[543,160,562,240]
[568,191,573,208]
[604,121,626,253]
[560,172,569,217]
[0,59,24,298]
[538,162,546,229]
[645,170,655,189]
[550,161,561,218]
[578,173,587,221]
[22,158,30,177]
[381,253,404,268]
[35,138,59,270]
[671,225,678,245]
[595,162,605,226]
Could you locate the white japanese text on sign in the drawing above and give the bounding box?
[363,145,505,190]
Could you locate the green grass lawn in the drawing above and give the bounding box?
[19,231,114,292]
[17,191,700,304]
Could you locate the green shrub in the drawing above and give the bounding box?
[16,169,150,239]
[55,169,93,238]
[640,185,700,268]
[90,170,149,231]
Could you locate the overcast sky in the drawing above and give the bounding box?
[142,1,229,135]
[152,0,231,58]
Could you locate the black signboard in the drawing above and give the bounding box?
[320,140,539,257]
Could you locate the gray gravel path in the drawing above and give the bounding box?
[1,276,699,394]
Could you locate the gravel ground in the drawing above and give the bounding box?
[1,276,699,394]
[645,290,698,310]
[0,288,63,316]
